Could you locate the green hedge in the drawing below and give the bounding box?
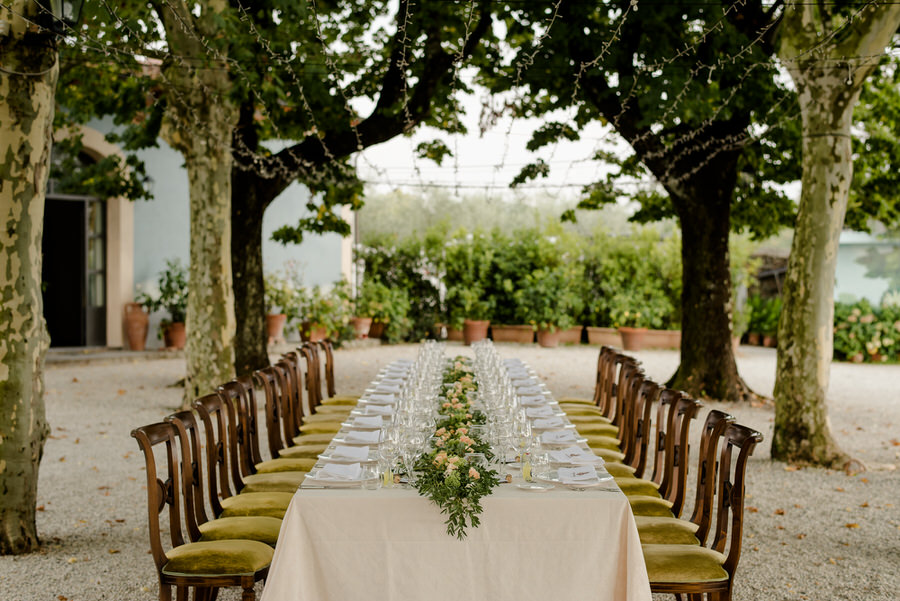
[833,299,900,362]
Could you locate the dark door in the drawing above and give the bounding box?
[42,194,106,347]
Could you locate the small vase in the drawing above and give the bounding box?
[300,321,328,342]
[762,335,776,348]
[747,332,761,346]
[618,327,647,351]
[124,302,149,351]
[462,319,490,345]
[163,322,186,350]
[586,327,621,347]
[557,326,583,344]
[536,328,561,348]
[350,316,373,339]
[445,325,463,341]
[266,314,288,345]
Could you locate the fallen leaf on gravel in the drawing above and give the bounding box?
[774,508,785,515]
[115,518,126,523]
[117,389,126,395]
[747,506,759,513]
[108,549,120,554]
[835,487,845,492]
[72,378,78,383]
[890,439,900,446]
[59,457,65,462]
[777,525,785,530]
[752,546,759,551]
[860,502,869,508]
[58,596,68,600]
[794,504,803,508]
[784,465,800,472]
[74,438,79,444]
[98,486,110,490]
[828,558,837,564]
[37,505,45,511]
[797,533,806,539]
[67,557,78,564]
[860,477,869,483]
[845,523,860,529]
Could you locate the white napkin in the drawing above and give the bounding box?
[379,377,405,386]
[344,430,382,444]
[365,393,396,405]
[541,430,578,444]
[394,359,413,365]
[375,384,402,394]
[365,404,393,416]
[513,378,539,388]
[507,369,531,378]
[533,417,565,429]
[520,395,548,407]
[557,466,598,484]
[352,416,384,429]
[526,406,555,418]
[549,446,605,466]
[316,462,363,481]
[330,445,370,461]
[503,358,524,366]
[518,385,543,395]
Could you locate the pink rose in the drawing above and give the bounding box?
[468,467,480,480]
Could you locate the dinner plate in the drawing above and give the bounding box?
[302,471,380,489]
[539,436,588,448]
[534,469,614,488]
[516,482,554,492]
[316,450,379,464]
[331,435,382,446]
[341,420,384,431]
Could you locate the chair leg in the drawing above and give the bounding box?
[241,586,255,601]
[175,586,188,601]
[159,583,172,601]
[208,587,219,601]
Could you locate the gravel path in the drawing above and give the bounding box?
[1,343,897,601]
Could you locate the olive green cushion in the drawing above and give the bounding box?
[163,539,273,576]
[642,544,728,583]
[198,516,282,546]
[592,447,625,463]
[629,496,675,518]
[583,434,623,452]
[241,471,307,493]
[635,516,700,545]
[603,462,635,477]
[308,405,354,416]
[304,410,351,422]
[563,407,609,417]
[298,421,344,434]
[279,444,329,459]
[220,492,293,519]
[255,457,316,474]
[577,423,621,438]
[616,477,662,498]
[566,414,614,425]
[322,396,359,405]
[557,397,595,405]
[291,433,337,446]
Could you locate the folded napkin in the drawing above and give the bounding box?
[394,359,414,365]
[344,430,382,444]
[533,417,565,429]
[557,466,598,484]
[365,404,393,416]
[549,446,605,466]
[512,377,538,387]
[316,462,363,481]
[507,369,531,378]
[365,393,396,405]
[517,385,543,396]
[526,405,555,418]
[375,384,402,394]
[520,395,549,407]
[379,377,405,386]
[541,430,578,444]
[330,445,370,462]
[503,358,523,366]
[352,416,385,429]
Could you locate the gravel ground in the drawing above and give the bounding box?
[1,343,897,601]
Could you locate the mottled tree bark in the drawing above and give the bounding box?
[0,2,56,554]
[773,3,900,465]
[155,0,239,405]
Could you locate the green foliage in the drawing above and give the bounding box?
[50,136,152,202]
[298,283,352,341]
[746,295,782,336]
[354,280,412,344]
[444,230,496,327]
[833,299,900,363]
[513,266,582,331]
[136,259,189,326]
[263,270,302,322]
[730,237,763,338]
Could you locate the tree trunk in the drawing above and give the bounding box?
[666,177,753,402]
[773,3,900,466]
[0,8,56,554]
[156,1,239,406]
[232,174,270,377]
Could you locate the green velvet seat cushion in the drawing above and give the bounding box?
[576,423,620,438]
[616,477,662,498]
[308,405,354,416]
[642,544,728,583]
[291,433,337,446]
[279,444,329,459]
[557,397,595,405]
[240,471,307,493]
[603,462,635,478]
[562,407,609,418]
[304,409,352,421]
[198,516,282,546]
[220,491,294,519]
[566,414,614,426]
[298,421,344,434]
[635,516,700,545]
[583,434,623,452]
[163,539,273,577]
[629,495,675,518]
[592,447,625,463]
[255,456,317,474]
[322,396,359,405]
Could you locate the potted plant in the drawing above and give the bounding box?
[446,283,494,345]
[350,280,384,339]
[361,281,412,343]
[264,271,300,345]
[513,267,579,348]
[760,296,782,347]
[136,259,189,350]
[298,284,352,342]
[124,301,149,351]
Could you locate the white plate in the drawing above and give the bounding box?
[331,436,381,446]
[539,436,588,448]
[317,450,379,464]
[516,482,554,492]
[341,421,384,431]
[302,470,380,489]
[534,469,614,488]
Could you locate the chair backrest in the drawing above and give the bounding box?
[219,377,264,476]
[132,421,188,573]
[615,367,645,463]
[610,360,641,428]
[315,340,337,398]
[709,423,764,580]
[194,391,247,498]
[625,379,663,478]
[687,409,736,544]
[598,351,632,420]
[665,394,703,517]
[300,343,324,411]
[254,365,294,458]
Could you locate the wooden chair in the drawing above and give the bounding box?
[557,346,618,409]
[315,339,361,404]
[132,422,272,601]
[642,423,764,601]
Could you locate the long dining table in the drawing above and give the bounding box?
[260,351,652,601]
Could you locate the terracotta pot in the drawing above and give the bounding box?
[618,327,647,351]
[732,336,741,353]
[462,319,490,345]
[163,322,186,350]
[747,332,761,346]
[445,325,463,341]
[490,324,534,344]
[642,329,681,350]
[266,314,287,345]
[300,321,329,342]
[536,328,561,348]
[762,335,776,348]
[350,316,373,339]
[586,327,621,347]
[368,321,385,339]
[557,326,583,345]
[124,302,149,351]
